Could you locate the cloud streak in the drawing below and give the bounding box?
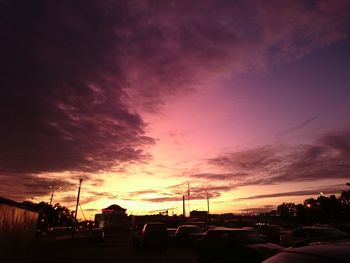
[234,184,346,201]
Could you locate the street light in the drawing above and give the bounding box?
[49,186,62,206]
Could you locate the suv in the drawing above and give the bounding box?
[140,222,168,250]
[257,224,289,244]
[175,224,202,247]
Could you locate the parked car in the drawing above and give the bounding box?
[166,227,177,244]
[197,227,282,263]
[263,241,350,263]
[131,222,145,247]
[257,224,290,244]
[175,224,202,247]
[140,222,168,250]
[88,228,104,242]
[280,226,350,247]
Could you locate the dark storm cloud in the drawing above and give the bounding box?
[124,0,350,110]
[192,128,350,187]
[0,0,154,177]
[0,0,349,200]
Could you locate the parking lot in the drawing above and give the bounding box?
[30,234,199,263]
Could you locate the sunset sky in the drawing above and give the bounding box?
[1,0,350,219]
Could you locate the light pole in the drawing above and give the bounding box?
[72,178,83,238]
[49,186,62,206]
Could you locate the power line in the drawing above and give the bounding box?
[79,203,86,221]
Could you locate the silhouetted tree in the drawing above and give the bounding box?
[340,189,350,207]
[277,203,297,222]
[276,183,350,225]
[21,201,74,232]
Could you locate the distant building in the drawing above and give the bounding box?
[101,204,126,215]
[95,204,128,230]
[190,210,208,218]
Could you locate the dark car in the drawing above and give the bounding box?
[280,226,350,247]
[175,224,202,247]
[88,228,104,242]
[140,222,168,250]
[257,224,289,244]
[262,241,350,263]
[197,227,282,263]
[166,227,177,244]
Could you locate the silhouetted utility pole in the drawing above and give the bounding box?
[49,192,54,206]
[183,195,186,218]
[74,179,83,226]
[207,192,210,215]
[188,182,190,217]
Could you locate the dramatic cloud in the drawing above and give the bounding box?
[1,0,349,199]
[0,173,76,200]
[0,0,154,178]
[192,128,350,188]
[124,0,350,110]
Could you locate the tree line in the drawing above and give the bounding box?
[22,201,75,231]
[277,183,350,224]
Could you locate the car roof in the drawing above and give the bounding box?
[282,241,350,261]
[208,227,252,231]
[297,226,338,230]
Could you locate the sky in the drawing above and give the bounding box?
[1,0,350,219]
